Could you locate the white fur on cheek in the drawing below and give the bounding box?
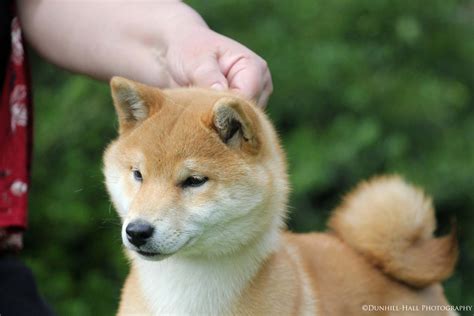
[104,164,133,218]
[179,171,269,257]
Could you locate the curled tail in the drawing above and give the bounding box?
[328,175,458,288]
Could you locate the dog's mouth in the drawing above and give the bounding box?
[135,249,171,261]
[125,234,199,261]
[137,250,160,257]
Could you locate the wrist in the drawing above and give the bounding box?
[160,3,208,42]
[130,2,208,49]
[123,2,213,88]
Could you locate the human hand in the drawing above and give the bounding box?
[162,24,273,107]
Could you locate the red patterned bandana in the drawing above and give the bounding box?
[0,16,33,252]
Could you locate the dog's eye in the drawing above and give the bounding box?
[133,169,143,182]
[182,176,208,188]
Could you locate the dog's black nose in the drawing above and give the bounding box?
[126,220,154,247]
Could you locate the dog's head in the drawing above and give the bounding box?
[103,77,288,261]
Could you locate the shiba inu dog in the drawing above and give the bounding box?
[103,77,458,315]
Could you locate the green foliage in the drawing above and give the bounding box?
[24,70,126,315]
[24,0,473,314]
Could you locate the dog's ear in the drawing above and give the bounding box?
[110,76,164,133]
[205,97,260,153]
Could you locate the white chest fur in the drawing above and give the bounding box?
[135,231,279,316]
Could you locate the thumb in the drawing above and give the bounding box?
[189,56,228,91]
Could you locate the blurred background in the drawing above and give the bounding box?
[23,0,473,315]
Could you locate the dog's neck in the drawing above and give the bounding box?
[134,222,281,316]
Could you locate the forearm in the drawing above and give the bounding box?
[17,0,207,87]
[17,0,272,105]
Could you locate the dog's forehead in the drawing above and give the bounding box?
[121,101,227,166]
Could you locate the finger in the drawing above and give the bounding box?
[256,68,273,108]
[227,57,264,103]
[189,55,229,91]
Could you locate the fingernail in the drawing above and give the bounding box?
[211,83,225,91]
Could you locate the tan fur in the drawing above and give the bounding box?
[104,77,458,316]
[328,176,458,288]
